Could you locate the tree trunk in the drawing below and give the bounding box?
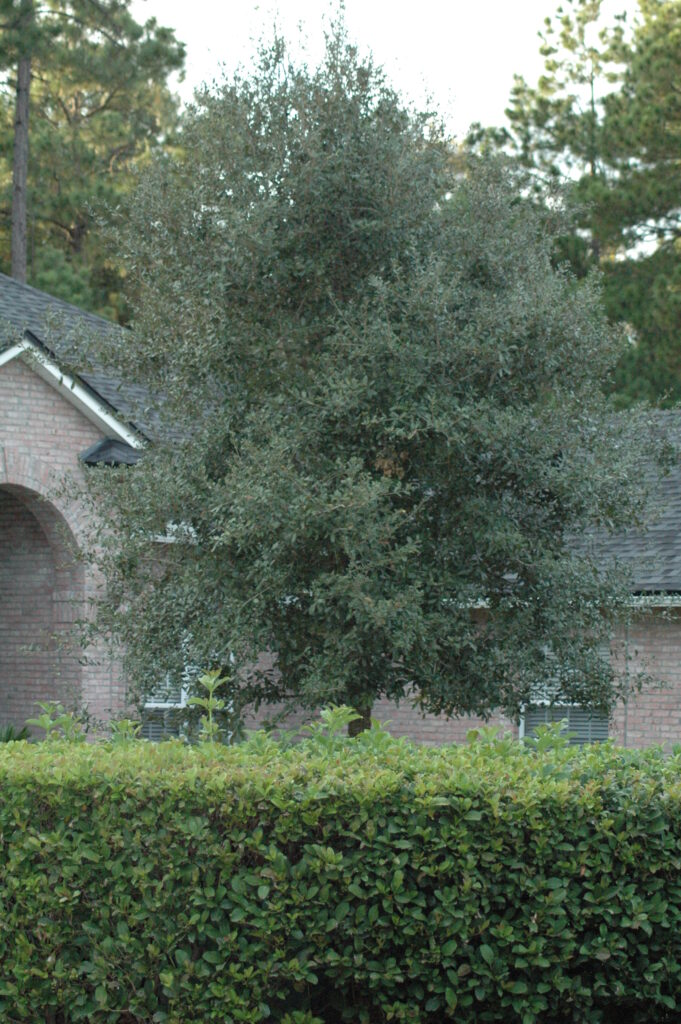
[11,45,32,283]
[348,704,372,737]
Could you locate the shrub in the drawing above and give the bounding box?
[0,723,29,743]
[0,728,681,1022]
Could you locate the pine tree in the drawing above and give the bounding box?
[496,0,681,406]
[0,0,184,316]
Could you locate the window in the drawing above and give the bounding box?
[520,703,609,745]
[140,645,235,742]
[141,676,188,741]
[519,641,610,746]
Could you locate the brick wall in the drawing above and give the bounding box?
[244,696,513,745]
[243,617,681,748]
[241,655,516,746]
[0,485,85,724]
[0,355,126,726]
[241,615,516,744]
[246,699,515,744]
[610,612,681,749]
[0,488,56,726]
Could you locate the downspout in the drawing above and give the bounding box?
[623,622,630,748]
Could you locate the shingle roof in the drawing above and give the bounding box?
[559,409,681,594]
[582,422,681,593]
[0,271,152,439]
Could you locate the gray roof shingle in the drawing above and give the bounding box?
[583,420,681,593]
[0,271,152,438]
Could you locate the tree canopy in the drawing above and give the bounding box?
[492,0,681,407]
[0,0,184,317]
[81,26,668,728]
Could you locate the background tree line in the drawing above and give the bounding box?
[3,0,679,405]
[0,0,184,320]
[475,0,681,407]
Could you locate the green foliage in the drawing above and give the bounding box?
[25,700,85,742]
[2,734,681,1021]
[0,722,29,742]
[522,718,575,752]
[187,668,229,742]
[108,717,142,743]
[281,1014,324,1024]
[502,0,626,188]
[302,704,362,740]
[80,20,669,726]
[0,0,185,318]
[493,0,681,406]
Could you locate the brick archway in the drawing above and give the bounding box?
[0,479,84,729]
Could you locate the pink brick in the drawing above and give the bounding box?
[0,356,126,729]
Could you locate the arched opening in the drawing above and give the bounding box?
[0,485,84,729]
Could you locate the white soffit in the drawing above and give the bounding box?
[0,340,142,449]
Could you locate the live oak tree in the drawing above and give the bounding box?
[0,0,184,317]
[81,26,668,730]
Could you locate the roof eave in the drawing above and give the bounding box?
[0,338,145,449]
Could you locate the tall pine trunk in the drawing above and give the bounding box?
[11,9,32,284]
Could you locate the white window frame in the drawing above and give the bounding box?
[141,681,190,741]
[144,683,189,711]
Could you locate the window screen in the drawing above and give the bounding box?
[524,704,609,745]
[140,706,186,741]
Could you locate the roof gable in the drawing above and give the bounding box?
[0,271,152,439]
[0,340,143,448]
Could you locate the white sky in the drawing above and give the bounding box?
[129,0,560,137]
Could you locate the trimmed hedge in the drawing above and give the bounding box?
[1,729,681,1022]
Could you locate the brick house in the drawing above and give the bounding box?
[1,270,680,746]
[0,273,143,729]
